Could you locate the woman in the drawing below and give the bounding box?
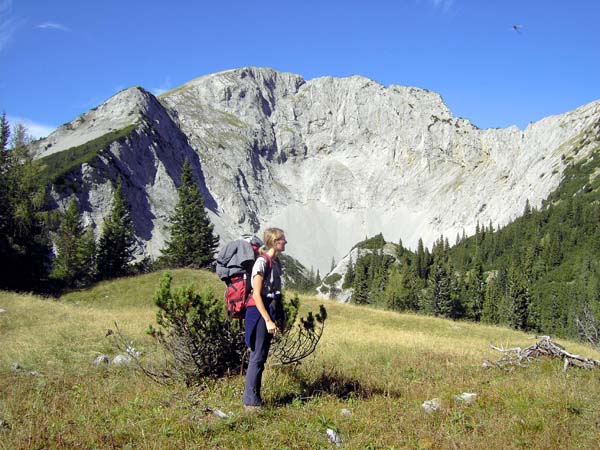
[243,227,287,408]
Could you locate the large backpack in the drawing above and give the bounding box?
[216,236,271,319]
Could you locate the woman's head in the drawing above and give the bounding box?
[263,227,287,252]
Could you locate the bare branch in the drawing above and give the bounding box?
[575,304,600,350]
[487,336,600,372]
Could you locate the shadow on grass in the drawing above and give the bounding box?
[272,368,398,406]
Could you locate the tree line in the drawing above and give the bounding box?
[0,114,218,293]
[340,143,600,342]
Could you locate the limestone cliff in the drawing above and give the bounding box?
[36,67,600,273]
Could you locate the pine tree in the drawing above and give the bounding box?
[0,112,9,152]
[97,179,135,279]
[161,160,218,268]
[508,264,531,331]
[467,259,486,321]
[342,255,355,288]
[351,257,369,305]
[416,238,426,279]
[78,225,97,285]
[523,199,532,217]
[51,198,86,287]
[482,275,501,324]
[429,259,452,317]
[384,266,403,311]
[0,121,51,291]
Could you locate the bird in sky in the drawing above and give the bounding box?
[512,24,523,34]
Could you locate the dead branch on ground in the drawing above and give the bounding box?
[483,335,600,372]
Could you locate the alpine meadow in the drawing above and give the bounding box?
[2,270,600,449]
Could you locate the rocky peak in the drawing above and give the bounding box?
[35,67,600,274]
[36,87,162,158]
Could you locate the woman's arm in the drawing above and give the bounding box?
[252,273,277,334]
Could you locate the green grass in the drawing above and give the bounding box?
[37,124,138,191]
[1,269,600,449]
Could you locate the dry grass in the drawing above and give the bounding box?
[1,269,600,449]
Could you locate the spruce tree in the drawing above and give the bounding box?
[78,225,97,285]
[342,255,355,289]
[402,264,422,312]
[0,112,9,152]
[416,238,426,279]
[97,179,135,279]
[161,159,218,268]
[51,198,86,287]
[0,121,50,291]
[482,275,501,324]
[429,259,452,317]
[467,259,486,321]
[351,257,369,304]
[508,265,531,331]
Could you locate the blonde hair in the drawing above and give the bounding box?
[263,227,285,249]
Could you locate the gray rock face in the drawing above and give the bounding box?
[36,67,600,272]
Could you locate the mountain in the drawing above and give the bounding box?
[35,67,600,273]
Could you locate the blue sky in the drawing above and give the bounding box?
[1,0,599,138]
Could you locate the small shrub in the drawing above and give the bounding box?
[144,274,327,384]
[148,273,245,383]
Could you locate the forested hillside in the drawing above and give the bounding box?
[343,138,600,342]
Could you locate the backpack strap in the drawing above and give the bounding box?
[261,253,273,281]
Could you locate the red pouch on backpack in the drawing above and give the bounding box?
[225,274,249,319]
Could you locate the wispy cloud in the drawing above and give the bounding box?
[431,0,454,13]
[37,22,71,32]
[152,77,173,96]
[8,115,56,139]
[0,0,17,52]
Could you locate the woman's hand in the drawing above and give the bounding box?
[265,319,277,334]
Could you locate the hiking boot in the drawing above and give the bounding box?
[243,405,263,414]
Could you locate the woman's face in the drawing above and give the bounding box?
[275,235,287,252]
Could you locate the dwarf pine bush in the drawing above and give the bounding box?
[148,273,245,383]
[147,273,327,384]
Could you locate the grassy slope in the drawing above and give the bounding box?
[36,124,137,190]
[1,270,600,449]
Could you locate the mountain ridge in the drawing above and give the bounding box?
[35,67,600,272]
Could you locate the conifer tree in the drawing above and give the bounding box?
[0,112,9,152]
[429,258,452,317]
[508,265,531,331]
[351,257,369,304]
[342,255,355,288]
[161,159,218,268]
[78,225,97,284]
[482,275,501,324]
[97,179,135,279]
[467,259,486,321]
[384,263,420,312]
[0,121,50,291]
[51,198,89,287]
[416,238,426,279]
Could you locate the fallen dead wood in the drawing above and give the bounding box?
[483,336,600,372]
